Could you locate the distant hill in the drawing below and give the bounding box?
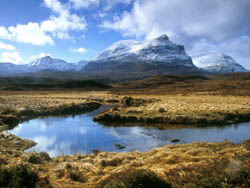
[0,77,112,91]
[0,56,86,76]
[112,72,250,96]
[193,52,249,74]
[113,74,210,89]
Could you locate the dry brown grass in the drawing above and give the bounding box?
[112,74,250,96]
[1,140,249,187]
[120,94,250,116]
[94,94,250,126]
[0,91,118,116]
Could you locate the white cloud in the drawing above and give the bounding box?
[9,22,54,45]
[0,23,54,46]
[69,0,133,10]
[43,0,68,14]
[0,0,86,45]
[71,47,87,54]
[0,51,23,64]
[103,0,134,11]
[41,14,86,39]
[38,52,51,58]
[101,0,250,41]
[69,0,100,9]
[0,27,11,39]
[30,52,52,61]
[0,42,15,50]
[41,0,87,39]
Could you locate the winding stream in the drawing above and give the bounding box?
[10,106,250,157]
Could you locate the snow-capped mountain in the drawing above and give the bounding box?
[0,56,89,75]
[83,34,198,74]
[1,36,249,76]
[0,62,29,75]
[74,60,89,71]
[95,34,193,66]
[193,52,249,73]
[28,56,76,72]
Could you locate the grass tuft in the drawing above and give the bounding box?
[0,164,39,188]
[97,169,171,188]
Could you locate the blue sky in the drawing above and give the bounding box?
[0,0,250,69]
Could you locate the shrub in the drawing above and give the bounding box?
[0,158,7,165]
[39,152,51,161]
[0,164,38,188]
[28,152,51,164]
[100,158,122,167]
[56,169,65,179]
[28,154,43,164]
[97,169,171,188]
[68,171,86,183]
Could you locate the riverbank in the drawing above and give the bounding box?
[0,91,120,131]
[2,89,250,128]
[0,131,36,154]
[1,139,249,187]
[94,95,250,126]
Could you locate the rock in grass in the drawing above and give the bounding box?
[171,139,180,143]
[158,108,167,113]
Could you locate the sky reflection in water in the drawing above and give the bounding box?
[10,107,250,157]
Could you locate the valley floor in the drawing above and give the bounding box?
[1,73,250,187]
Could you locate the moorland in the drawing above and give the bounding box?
[0,73,250,187]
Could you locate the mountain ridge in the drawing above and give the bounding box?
[0,35,248,76]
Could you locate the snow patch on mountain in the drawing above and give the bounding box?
[28,56,76,72]
[193,52,249,73]
[94,34,194,67]
[0,62,29,75]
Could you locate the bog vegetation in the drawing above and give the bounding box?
[0,73,250,187]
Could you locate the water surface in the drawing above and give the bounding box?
[10,106,250,157]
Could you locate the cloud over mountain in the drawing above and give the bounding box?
[101,0,250,69]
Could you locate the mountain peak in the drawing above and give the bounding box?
[84,34,199,74]
[28,56,76,72]
[154,34,169,41]
[40,56,52,60]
